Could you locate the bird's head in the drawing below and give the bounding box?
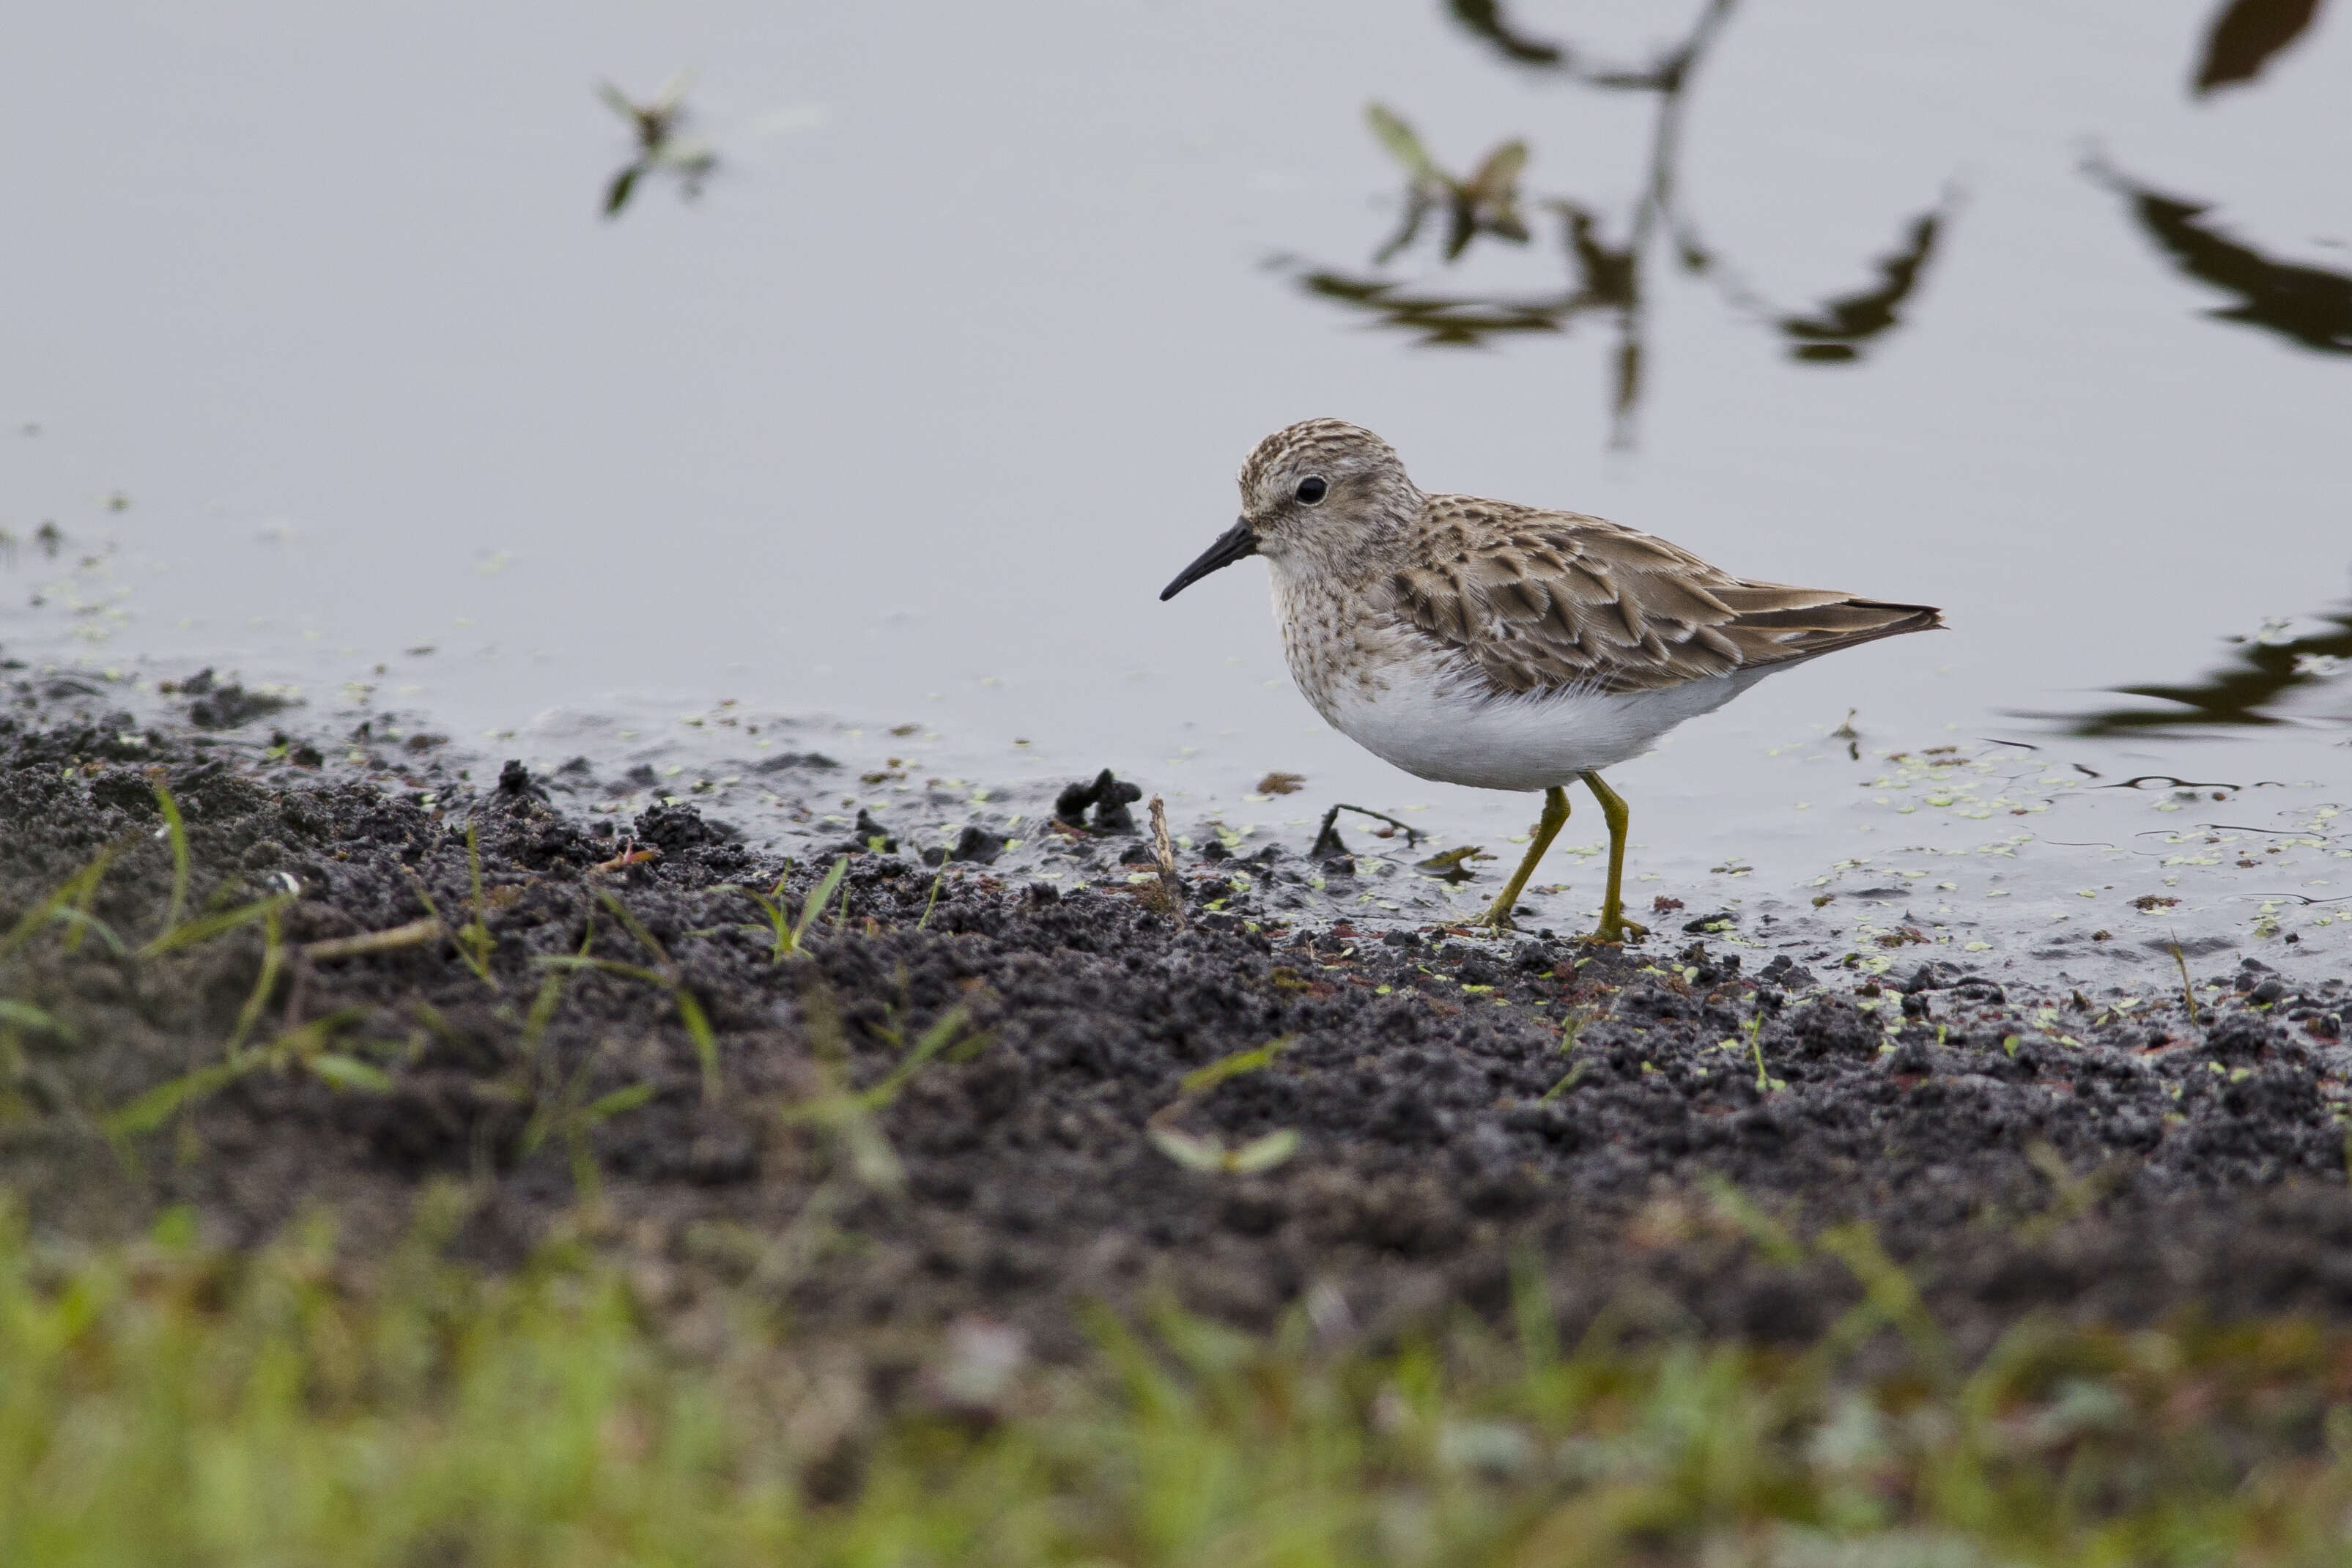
[1159,419,1421,600]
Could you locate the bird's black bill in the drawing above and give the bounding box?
[1159,519,1259,601]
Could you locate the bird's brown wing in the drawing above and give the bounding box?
[1386,498,1941,695]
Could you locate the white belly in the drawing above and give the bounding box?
[1323,654,1769,792]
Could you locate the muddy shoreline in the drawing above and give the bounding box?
[5,675,2352,1374]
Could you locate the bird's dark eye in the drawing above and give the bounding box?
[1295,476,1328,505]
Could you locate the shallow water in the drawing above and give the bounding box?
[4,1,2348,970]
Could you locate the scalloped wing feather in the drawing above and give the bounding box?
[1390,498,1940,695]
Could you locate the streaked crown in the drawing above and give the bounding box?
[1236,421,1423,562]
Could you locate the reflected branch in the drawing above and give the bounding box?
[2090,160,2352,354]
[1447,0,1728,89]
[1779,202,1950,362]
[2057,596,2352,736]
[1289,267,1584,348]
[1446,0,1567,68]
[1282,0,1950,448]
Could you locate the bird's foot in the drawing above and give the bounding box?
[1470,901,1520,936]
[1574,916,1649,947]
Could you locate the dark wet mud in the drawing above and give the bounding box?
[6,684,2352,1376]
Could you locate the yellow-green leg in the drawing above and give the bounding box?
[1577,769,1649,945]
[1473,785,1570,933]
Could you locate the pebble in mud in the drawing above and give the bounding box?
[7,695,2352,1391]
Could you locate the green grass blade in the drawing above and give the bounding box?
[580,1081,657,1126]
[917,861,948,931]
[789,857,848,950]
[459,816,498,979]
[532,955,667,986]
[225,905,286,1055]
[308,1054,393,1093]
[675,988,721,1103]
[519,971,567,1059]
[59,840,118,954]
[0,999,76,1042]
[1225,1129,1300,1174]
[404,868,491,984]
[858,1005,969,1110]
[1180,1035,1293,1098]
[594,890,673,967]
[2,843,123,962]
[48,907,129,958]
[106,1057,260,1138]
[152,780,190,936]
[140,894,291,958]
[1147,1126,1226,1172]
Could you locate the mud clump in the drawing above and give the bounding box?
[163,667,295,731]
[1053,769,1142,834]
[4,697,2352,1383]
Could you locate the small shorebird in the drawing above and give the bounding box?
[1160,420,1941,942]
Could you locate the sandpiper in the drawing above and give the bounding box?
[1160,419,1941,942]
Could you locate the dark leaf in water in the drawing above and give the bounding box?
[1780,207,1944,361]
[1447,0,1567,66]
[1365,103,1441,185]
[1558,201,1635,306]
[604,162,643,218]
[1463,139,1531,248]
[1439,141,1532,261]
[2055,596,2352,736]
[1465,141,1528,210]
[1365,106,1530,266]
[2094,165,2352,354]
[2192,0,2325,95]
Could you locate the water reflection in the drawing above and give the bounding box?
[2091,160,2352,355]
[1282,1,1948,445]
[2060,593,2352,736]
[1777,210,1945,363]
[597,72,716,218]
[1366,106,1530,264]
[2192,0,2329,96]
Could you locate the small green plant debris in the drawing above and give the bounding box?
[537,890,725,1102]
[1146,1036,1301,1174]
[731,855,848,960]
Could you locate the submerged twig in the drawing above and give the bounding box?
[1148,795,1187,931]
[1310,803,1425,857]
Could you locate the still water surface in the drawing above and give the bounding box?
[4,1,2348,966]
